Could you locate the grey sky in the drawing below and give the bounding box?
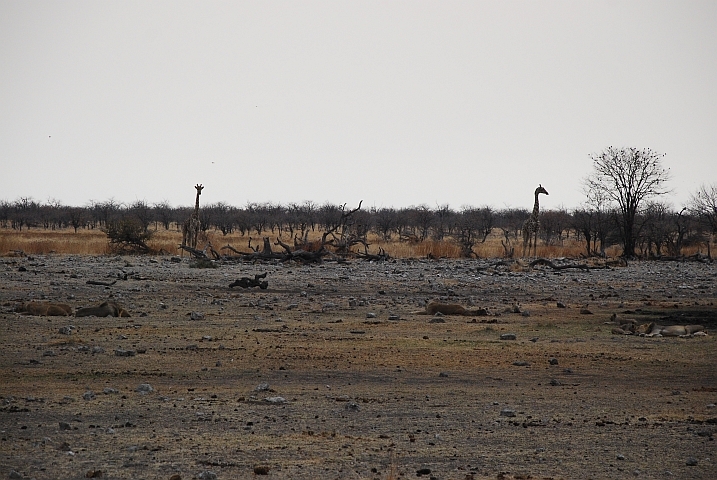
[1,1,715,212]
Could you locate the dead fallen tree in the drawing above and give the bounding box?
[229,272,268,289]
[356,246,390,261]
[646,253,712,264]
[86,279,117,287]
[529,258,598,271]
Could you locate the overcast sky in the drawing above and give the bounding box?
[1,1,715,212]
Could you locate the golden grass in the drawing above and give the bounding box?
[0,226,710,259]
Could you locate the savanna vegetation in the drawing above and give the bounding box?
[0,189,713,259]
[1,148,715,259]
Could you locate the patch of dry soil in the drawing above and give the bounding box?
[1,255,716,479]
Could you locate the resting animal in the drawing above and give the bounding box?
[75,301,131,318]
[647,324,705,337]
[15,301,72,316]
[413,302,488,316]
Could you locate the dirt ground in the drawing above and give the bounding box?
[1,254,715,480]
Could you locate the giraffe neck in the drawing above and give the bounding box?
[193,194,200,217]
[532,192,540,218]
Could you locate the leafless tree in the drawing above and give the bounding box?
[583,147,671,257]
[689,183,717,258]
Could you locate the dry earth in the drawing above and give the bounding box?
[1,254,716,480]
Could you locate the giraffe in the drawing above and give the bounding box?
[522,184,549,257]
[181,184,204,252]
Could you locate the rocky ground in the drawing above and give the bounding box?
[1,254,716,480]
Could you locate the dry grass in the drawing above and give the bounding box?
[0,226,710,259]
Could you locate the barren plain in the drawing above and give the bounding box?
[1,254,716,480]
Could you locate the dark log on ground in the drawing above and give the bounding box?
[356,247,390,261]
[86,280,117,286]
[649,253,712,263]
[220,244,243,255]
[178,244,208,259]
[229,272,268,289]
[529,258,593,271]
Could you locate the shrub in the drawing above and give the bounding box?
[104,218,153,253]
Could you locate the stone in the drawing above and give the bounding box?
[82,391,96,400]
[190,311,205,321]
[114,349,136,357]
[500,333,517,340]
[686,457,698,466]
[137,383,153,394]
[198,472,217,480]
[549,358,559,365]
[500,408,516,417]
[58,325,75,335]
[264,396,286,404]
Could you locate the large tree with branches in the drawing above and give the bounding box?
[583,146,670,257]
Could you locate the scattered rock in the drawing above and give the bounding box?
[366,312,377,318]
[254,465,270,475]
[255,383,270,391]
[137,383,154,394]
[58,325,75,335]
[189,311,205,321]
[550,378,562,386]
[513,361,530,366]
[556,301,566,308]
[59,421,72,430]
[549,358,559,365]
[580,308,593,315]
[345,402,360,411]
[500,408,516,417]
[82,391,96,400]
[198,472,217,480]
[500,333,517,340]
[265,396,286,404]
[686,457,698,466]
[114,349,136,357]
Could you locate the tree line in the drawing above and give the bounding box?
[2,148,716,258]
[0,191,714,259]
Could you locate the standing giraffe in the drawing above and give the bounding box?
[181,184,204,251]
[522,184,549,257]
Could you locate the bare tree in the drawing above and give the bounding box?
[66,207,87,233]
[583,147,671,257]
[689,183,717,258]
[153,201,174,230]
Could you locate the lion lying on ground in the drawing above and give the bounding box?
[15,301,73,316]
[413,302,488,316]
[647,324,705,337]
[75,301,131,318]
[610,315,705,337]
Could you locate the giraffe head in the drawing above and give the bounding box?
[535,185,549,196]
[195,184,204,196]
